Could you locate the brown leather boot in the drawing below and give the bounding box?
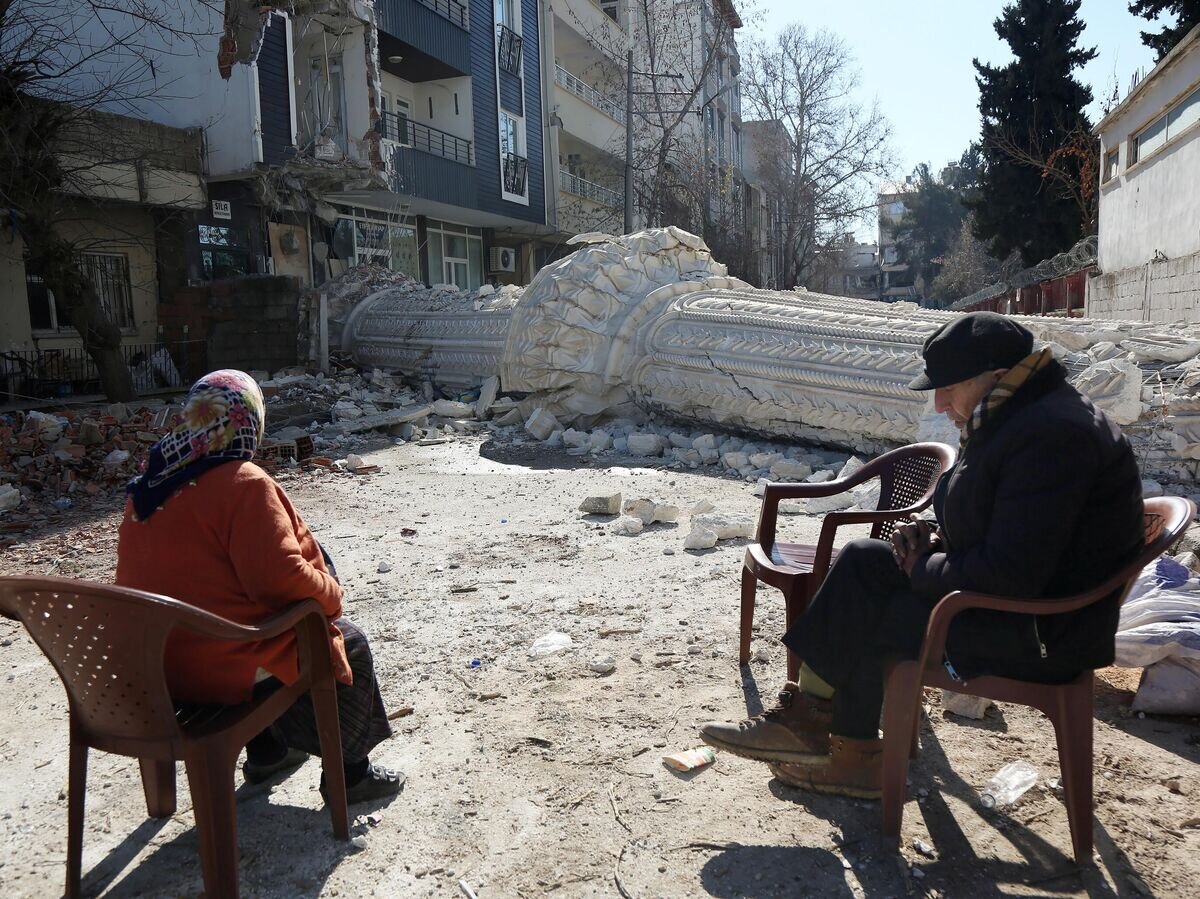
[768,735,883,800]
[699,683,832,763]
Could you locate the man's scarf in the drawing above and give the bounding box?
[962,347,1053,447]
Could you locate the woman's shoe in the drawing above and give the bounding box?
[242,748,309,785]
[322,763,406,805]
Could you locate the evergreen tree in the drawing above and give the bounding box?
[1129,1,1200,59]
[970,0,1097,267]
[893,163,969,303]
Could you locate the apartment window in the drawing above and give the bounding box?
[1103,148,1119,183]
[308,55,346,153]
[494,0,516,29]
[199,225,251,280]
[27,254,136,331]
[495,0,522,75]
[601,1,619,22]
[1132,83,1200,164]
[426,220,483,290]
[500,111,528,197]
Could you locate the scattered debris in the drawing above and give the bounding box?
[941,690,992,720]
[588,655,617,675]
[662,746,717,772]
[579,493,622,515]
[528,631,574,658]
[610,516,644,536]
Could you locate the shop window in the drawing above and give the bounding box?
[198,225,251,280]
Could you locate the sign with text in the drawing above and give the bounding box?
[211,200,232,220]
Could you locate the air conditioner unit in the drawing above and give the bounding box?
[489,246,516,273]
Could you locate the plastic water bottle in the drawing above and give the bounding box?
[980,761,1039,809]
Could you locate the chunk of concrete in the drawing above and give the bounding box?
[693,433,718,452]
[770,459,813,481]
[627,433,664,456]
[525,408,560,441]
[668,432,693,449]
[589,429,613,452]
[475,376,500,419]
[941,690,992,720]
[721,451,750,470]
[749,452,784,469]
[689,499,715,516]
[623,498,658,524]
[805,470,836,483]
[432,399,475,419]
[683,527,719,550]
[580,493,623,515]
[611,516,645,536]
[652,503,680,524]
[692,513,755,540]
[562,428,590,449]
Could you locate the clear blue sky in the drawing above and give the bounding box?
[747,0,1165,176]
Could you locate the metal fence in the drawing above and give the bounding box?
[415,0,468,28]
[0,341,206,405]
[380,111,474,165]
[561,170,622,208]
[555,65,626,123]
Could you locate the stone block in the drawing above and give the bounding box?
[525,408,560,441]
[627,433,664,456]
[770,459,812,481]
[579,493,622,515]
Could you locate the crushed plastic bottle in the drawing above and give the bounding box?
[980,760,1039,809]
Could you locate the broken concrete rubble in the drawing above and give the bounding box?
[579,493,622,515]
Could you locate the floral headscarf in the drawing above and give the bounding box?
[127,369,266,520]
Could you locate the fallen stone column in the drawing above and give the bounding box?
[344,228,1200,479]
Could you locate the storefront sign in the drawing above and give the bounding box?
[211,200,232,220]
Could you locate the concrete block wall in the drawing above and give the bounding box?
[158,276,301,376]
[1087,250,1200,323]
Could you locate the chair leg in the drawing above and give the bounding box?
[183,747,240,899]
[881,663,923,850]
[65,735,88,899]
[1051,679,1095,865]
[139,758,177,818]
[310,682,349,840]
[738,563,757,665]
[783,585,806,684]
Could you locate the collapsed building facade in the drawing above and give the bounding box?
[344,227,1200,482]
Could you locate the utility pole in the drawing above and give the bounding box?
[624,48,634,235]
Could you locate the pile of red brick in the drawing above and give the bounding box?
[0,404,178,499]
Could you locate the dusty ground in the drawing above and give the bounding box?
[1,432,1198,898]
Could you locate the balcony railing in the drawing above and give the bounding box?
[555,65,625,124]
[415,0,468,28]
[503,152,528,195]
[560,170,621,208]
[497,24,522,75]
[379,111,474,165]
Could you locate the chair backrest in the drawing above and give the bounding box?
[0,577,242,752]
[1123,496,1196,600]
[866,442,957,542]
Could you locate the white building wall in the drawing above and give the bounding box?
[1096,38,1200,274]
[410,77,475,144]
[58,1,263,177]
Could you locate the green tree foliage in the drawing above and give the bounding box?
[893,163,966,300]
[1129,1,1200,59]
[970,0,1096,268]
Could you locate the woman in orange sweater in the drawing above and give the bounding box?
[116,369,401,804]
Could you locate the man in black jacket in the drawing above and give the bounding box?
[700,312,1144,798]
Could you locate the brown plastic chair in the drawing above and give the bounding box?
[880,495,1194,864]
[740,442,957,681]
[0,577,350,899]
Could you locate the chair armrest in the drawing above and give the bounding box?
[757,478,859,547]
[915,583,1129,677]
[174,598,329,642]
